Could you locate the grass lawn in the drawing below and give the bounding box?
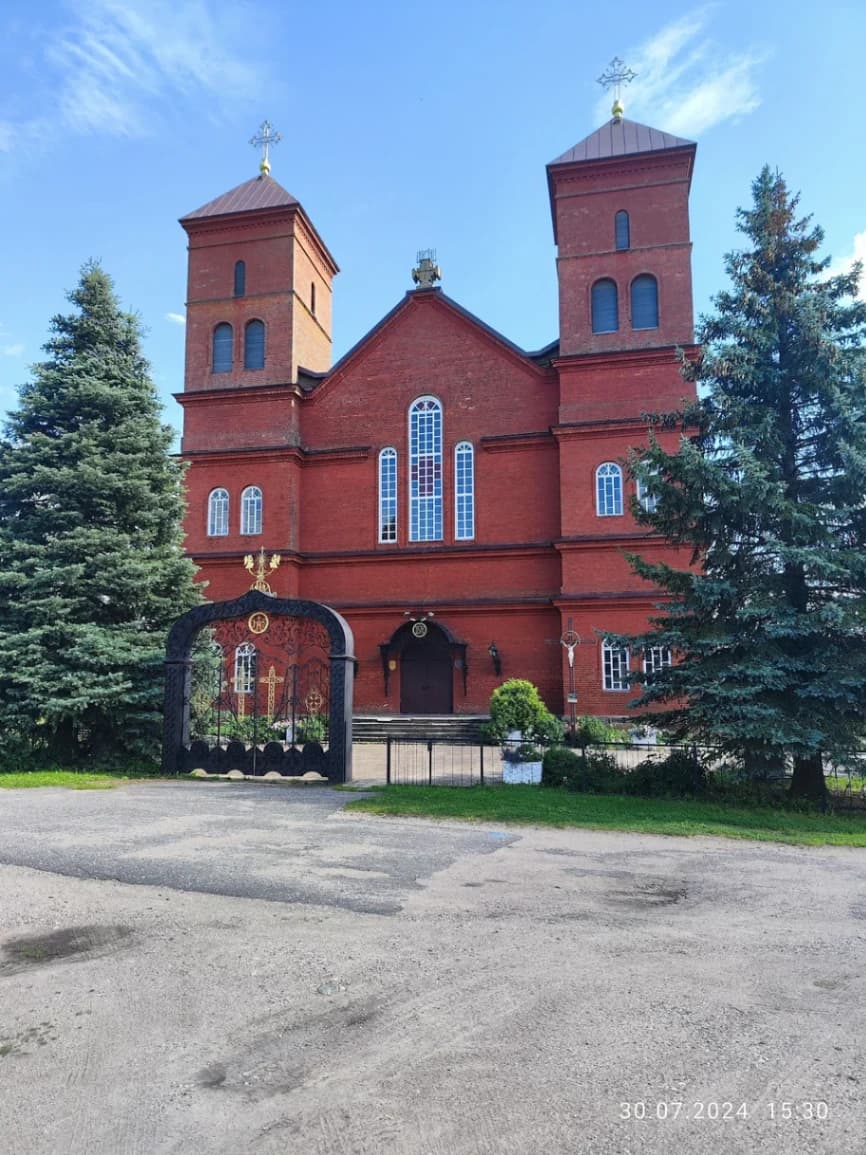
[345,786,866,846]
[0,770,128,790]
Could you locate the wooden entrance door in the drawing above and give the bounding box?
[400,628,453,714]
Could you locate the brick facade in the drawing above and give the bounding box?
[177,116,699,719]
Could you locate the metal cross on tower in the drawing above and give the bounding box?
[596,57,637,121]
[250,120,282,175]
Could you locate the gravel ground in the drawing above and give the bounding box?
[1,780,864,1155]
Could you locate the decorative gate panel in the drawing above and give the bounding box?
[162,591,354,783]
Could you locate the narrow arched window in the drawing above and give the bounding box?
[234,260,246,297]
[409,396,443,542]
[615,211,630,251]
[602,639,630,691]
[454,441,475,540]
[636,474,658,514]
[240,485,262,535]
[234,642,256,695]
[596,462,623,516]
[631,274,659,330]
[212,323,233,373]
[310,281,316,316]
[591,279,618,334]
[244,320,265,370]
[207,488,229,536]
[378,448,398,543]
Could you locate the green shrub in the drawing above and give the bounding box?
[568,714,626,747]
[541,747,621,793]
[623,749,707,798]
[488,679,564,744]
[297,714,327,743]
[542,746,580,787]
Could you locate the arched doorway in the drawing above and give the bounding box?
[399,623,454,714]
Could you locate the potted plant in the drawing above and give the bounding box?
[487,679,563,785]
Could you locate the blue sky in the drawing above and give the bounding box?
[1,1,864,435]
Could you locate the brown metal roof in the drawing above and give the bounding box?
[181,174,299,221]
[549,117,694,166]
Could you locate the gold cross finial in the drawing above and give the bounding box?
[597,57,637,121]
[250,120,282,175]
[243,548,281,594]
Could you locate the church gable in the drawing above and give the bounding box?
[302,289,556,448]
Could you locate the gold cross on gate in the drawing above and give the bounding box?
[259,665,285,719]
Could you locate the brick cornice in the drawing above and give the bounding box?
[175,382,299,405]
[554,344,699,373]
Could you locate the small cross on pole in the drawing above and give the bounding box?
[597,57,637,121]
[250,120,282,175]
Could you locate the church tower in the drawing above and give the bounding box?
[177,131,338,598]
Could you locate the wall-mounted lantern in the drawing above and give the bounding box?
[488,641,502,676]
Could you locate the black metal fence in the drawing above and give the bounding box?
[381,737,866,807]
[382,737,703,787]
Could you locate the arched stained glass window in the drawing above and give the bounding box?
[591,279,619,334]
[234,642,256,695]
[234,260,246,297]
[379,447,397,543]
[212,323,233,373]
[409,397,442,542]
[596,462,623,517]
[207,488,229,536]
[602,639,630,691]
[454,441,475,540]
[631,274,659,330]
[240,485,262,535]
[615,211,630,250]
[244,319,265,370]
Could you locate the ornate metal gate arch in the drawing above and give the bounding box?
[162,591,355,783]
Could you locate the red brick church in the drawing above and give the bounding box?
[176,107,698,721]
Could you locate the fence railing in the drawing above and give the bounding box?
[382,737,713,787]
[380,737,866,809]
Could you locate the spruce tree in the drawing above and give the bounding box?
[624,168,866,802]
[0,262,199,765]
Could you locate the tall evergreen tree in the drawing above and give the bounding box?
[0,263,199,764]
[623,168,866,802]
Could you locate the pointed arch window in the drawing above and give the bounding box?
[631,274,659,330]
[615,211,630,250]
[409,397,443,542]
[378,447,398,543]
[233,260,246,297]
[207,488,229,536]
[234,642,257,695]
[602,639,630,691]
[591,279,619,334]
[244,319,265,370]
[240,485,263,535]
[596,462,623,517]
[212,323,233,373]
[454,441,475,540]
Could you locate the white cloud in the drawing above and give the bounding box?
[17,1,262,144]
[598,10,764,137]
[165,312,186,325]
[830,230,866,301]
[1,343,24,357]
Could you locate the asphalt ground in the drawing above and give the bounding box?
[1,780,864,1155]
